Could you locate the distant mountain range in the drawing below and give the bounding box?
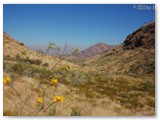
[80,43,115,58]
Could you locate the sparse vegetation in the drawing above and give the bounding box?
[71,107,81,116]
[42,63,49,67]
[3,22,155,116]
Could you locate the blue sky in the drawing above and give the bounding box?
[3,4,155,50]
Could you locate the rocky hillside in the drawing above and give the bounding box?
[80,43,114,58]
[123,22,155,49]
[84,22,155,76]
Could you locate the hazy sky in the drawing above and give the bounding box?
[3,4,155,50]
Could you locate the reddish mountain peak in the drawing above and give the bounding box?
[81,42,114,58]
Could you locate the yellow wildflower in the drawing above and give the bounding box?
[50,78,58,84]
[37,97,43,103]
[3,77,11,85]
[53,96,64,102]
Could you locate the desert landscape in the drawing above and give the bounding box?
[3,21,155,116]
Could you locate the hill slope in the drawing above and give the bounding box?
[3,22,155,116]
[85,22,155,76]
[3,32,77,69]
[3,32,33,58]
[124,22,155,49]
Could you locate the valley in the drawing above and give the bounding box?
[3,22,155,116]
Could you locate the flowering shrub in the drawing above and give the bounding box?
[3,76,64,116]
[50,78,58,84]
[53,96,64,102]
[37,97,43,103]
[3,77,11,85]
[3,42,81,116]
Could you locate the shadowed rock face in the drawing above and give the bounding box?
[123,22,155,49]
[81,43,114,58]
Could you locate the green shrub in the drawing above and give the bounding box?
[72,72,87,86]
[24,58,42,65]
[12,62,25,74]
[15,55,42,65]
[4,55,12,61]
[70,107,81,116]
[48,108,56,116]
[20,43,24,46]
[15,54,21,61]
[23,65,41,77]
[42,63,49,67]
[33,59,42,65]
[38,68,54,83]
[3,61,13,72]
[143,80,152,91]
